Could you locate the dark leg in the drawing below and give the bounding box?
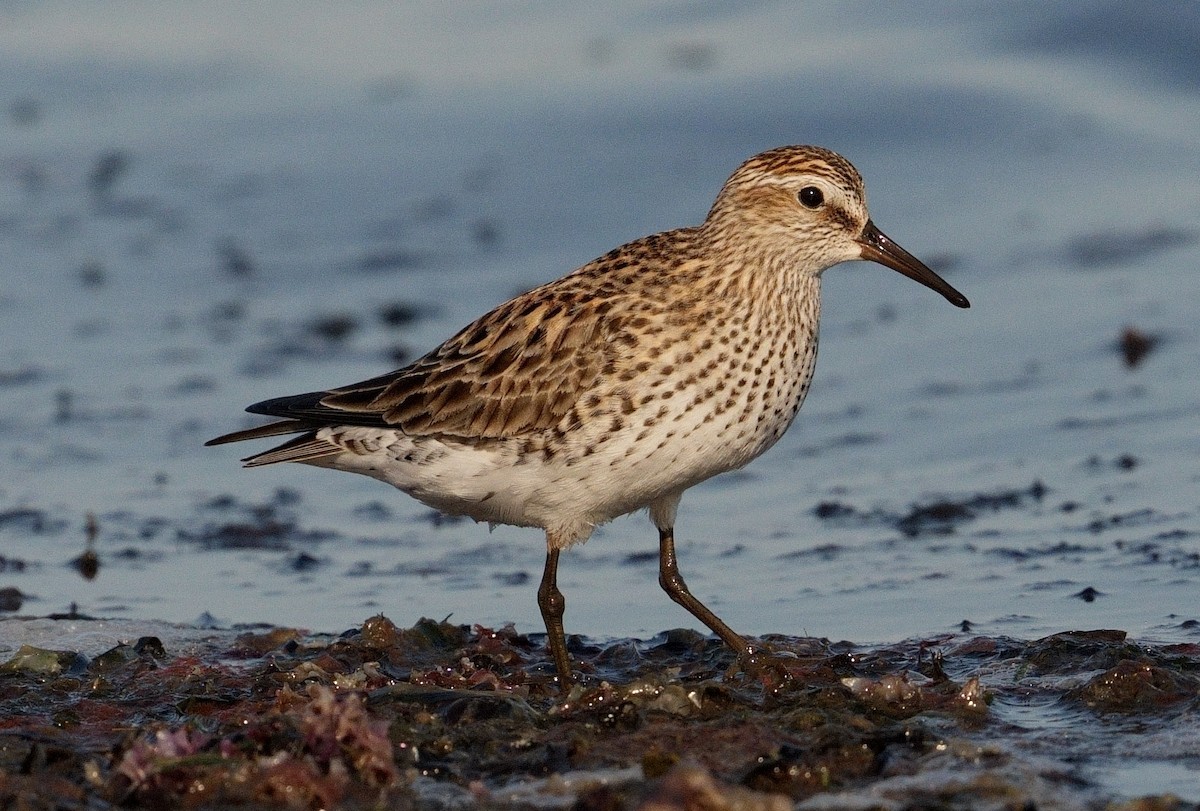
[537,547,573,687]
[658,527,764,667]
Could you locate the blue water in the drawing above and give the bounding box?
[1,2,1197,658]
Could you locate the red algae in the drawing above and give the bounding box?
[0,616,1198,808]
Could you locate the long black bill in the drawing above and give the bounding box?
[857,220,969,308]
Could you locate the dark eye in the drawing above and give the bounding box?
[798,186,824,209]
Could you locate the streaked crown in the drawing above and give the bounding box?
[703,145,872,271]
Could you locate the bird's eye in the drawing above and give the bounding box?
[798,186,824,209]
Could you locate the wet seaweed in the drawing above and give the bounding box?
[1,617,1196,808]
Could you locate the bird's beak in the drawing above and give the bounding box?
[856,220,969,308]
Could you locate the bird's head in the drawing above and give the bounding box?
[706,145,969,308]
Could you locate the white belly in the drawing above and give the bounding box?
[309,292,821,547]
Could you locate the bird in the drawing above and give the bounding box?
[207,145,969,689]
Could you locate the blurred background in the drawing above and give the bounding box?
[1,2,1197,646]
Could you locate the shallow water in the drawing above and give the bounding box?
[1,2,1199,801]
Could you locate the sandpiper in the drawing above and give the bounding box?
[208,145,969,688]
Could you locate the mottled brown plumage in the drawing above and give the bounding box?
[208,145,969,690]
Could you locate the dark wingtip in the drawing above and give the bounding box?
[206,418,318,446]
[245,391,330,418]
[238,389,391,429]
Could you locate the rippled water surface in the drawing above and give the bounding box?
[1,5,1199,799]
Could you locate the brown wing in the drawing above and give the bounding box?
[212,227,708,447]
[242,282,620,441]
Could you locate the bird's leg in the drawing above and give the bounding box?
[537,547,574,687]
[658,527,772,675]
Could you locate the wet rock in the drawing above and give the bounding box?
[133,636,167,658]
[440,692,538,725]
[1119,326,1159,368]
[742,742,876,801]
[70,548,100,581]
[655,627,709,654]
[360,613,403,648]
[89,638,165,674]
[0,645,87,677]
[1066,659,1199,713]
[0,586,24,611]
[232,627,304,655]
[377,301,430,328]
[896,500,973,537]
[813,501,856,520]
[1117,453,1139,470]
[307,312,358,342]
[0,365,43,386]
[290,552,323,572]
[843,672,929,714]
[1085,507,1155,534]
[1022,629,1136,675]
[0,556,28,573]
[895,482,1050,536]
[180,519,296,550]
[183,498,330,550]
[88,150,130,198]
[811,482,1048,538]
[1087,453,1139,472]
[0,508,64,534]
